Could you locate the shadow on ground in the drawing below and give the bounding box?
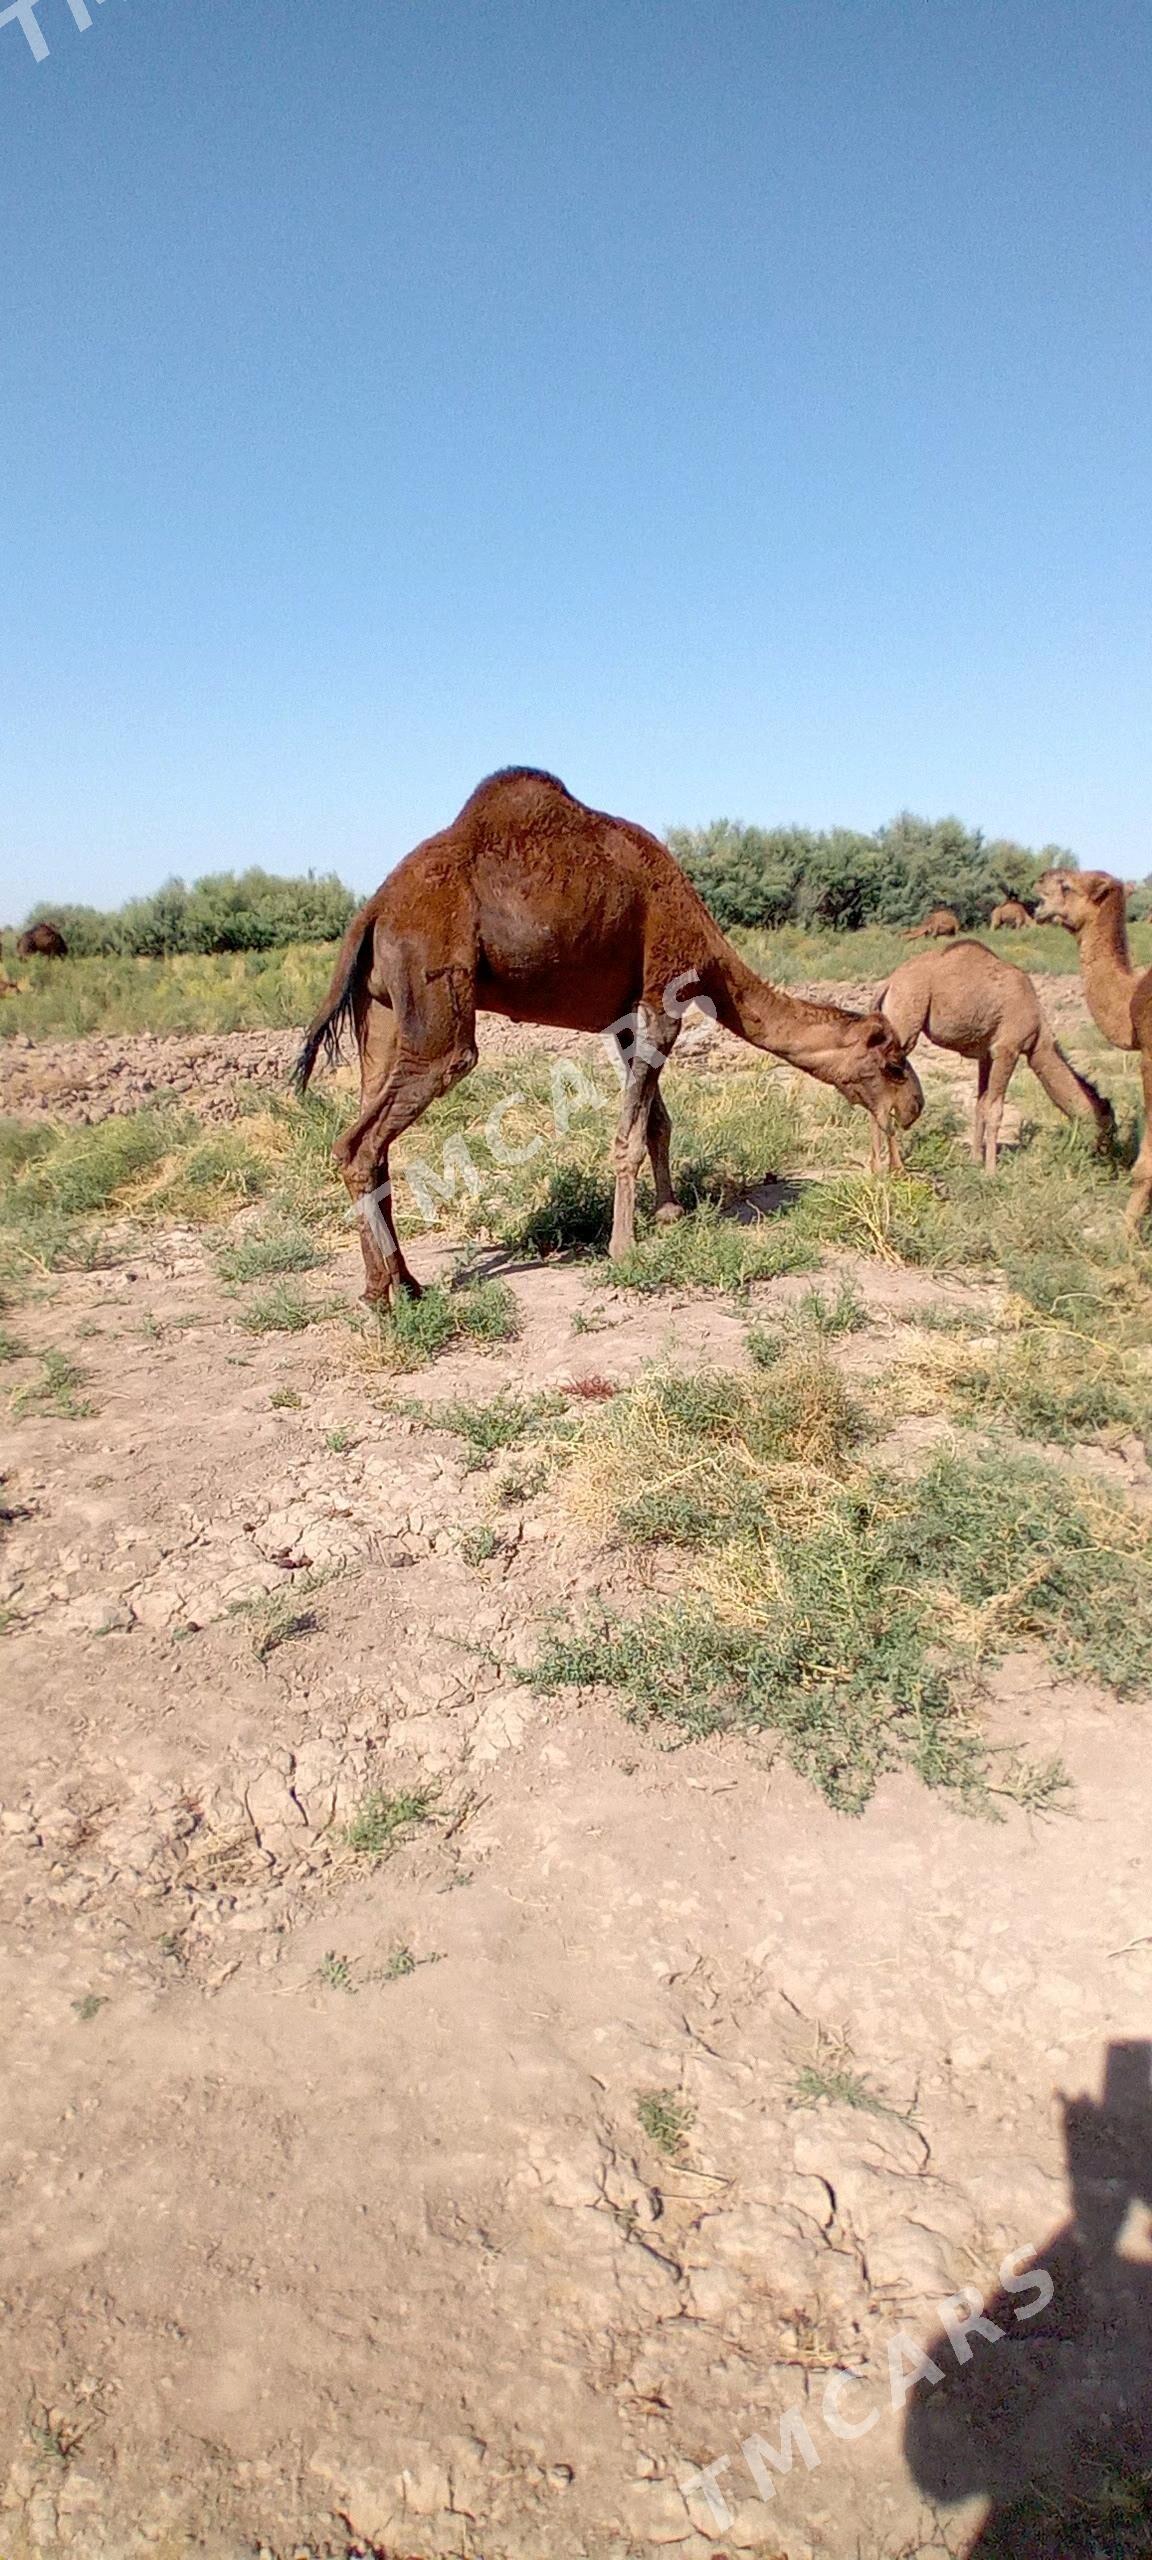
[906,2039,1152,2556]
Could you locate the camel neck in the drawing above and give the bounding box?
[1077,890,1138,1048]
[708,949,866,1082]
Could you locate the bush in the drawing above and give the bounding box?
[666,812,1078,935]
[14,868,357,958]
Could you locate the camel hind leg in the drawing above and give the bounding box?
[1027,1025,1117,1156]
[979,1045,1018,1175]
[336,949,478,1305]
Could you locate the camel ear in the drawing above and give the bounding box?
[1089,876,1113,903]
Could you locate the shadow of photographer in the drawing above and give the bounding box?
[905,2039,1152,2555]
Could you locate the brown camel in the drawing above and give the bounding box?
[876,940,1116,1174]
[990,898,1032,930]
[904,907,960,940]
[1034,869,1152,1231]
[295,768,924,1303]
[16,920,67,959]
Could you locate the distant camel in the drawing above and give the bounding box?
[876,939,1115,1174]
[295,768,924,1303]
[16,921,67,959]
[905,907,960,940]
[1035,869,1152,1231]
[990,898,1032,930]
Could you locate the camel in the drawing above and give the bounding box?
[1034,868,1152,1231]
[875,939,1116,1175]
[990,898,1032,930]
[905,907,960,940]
[16,921,67,959]
[295,768,924,1303]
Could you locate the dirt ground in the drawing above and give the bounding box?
[3,999,1152,2560]
[0,977,1093,1127]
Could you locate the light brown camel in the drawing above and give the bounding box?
[905,907,960,940]
[1034,869,1152,1232]
[16,921,67,959]
[295,768,924,1303]
[876,940,1116,1174]
[990,898,1032,930]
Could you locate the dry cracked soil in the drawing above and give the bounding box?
[3,1002,1152,2560]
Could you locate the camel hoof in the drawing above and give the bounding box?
[654,1202,684,1226]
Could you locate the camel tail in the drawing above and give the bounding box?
[1029,1028,1117,1153]
[293,906,377,1094]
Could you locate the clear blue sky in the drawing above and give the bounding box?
[2,0,1150,911]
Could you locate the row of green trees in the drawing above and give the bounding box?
[18,823,1149,955]
[664,812,1079,933]
[17,867,357,958]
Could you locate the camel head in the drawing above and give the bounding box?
[844,1014,924,1134]
[1033,869,1122,934]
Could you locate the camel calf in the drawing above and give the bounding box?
[904,907,960,940]
[1035,868,1152,1231]
[876,940,1115,1174]
[990,899,1032,930]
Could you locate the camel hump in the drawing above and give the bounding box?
[458,766,575,819]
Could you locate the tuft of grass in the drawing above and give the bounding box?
[238,1280,337,1334]
[635,2088,695,2157]
[318,1951,356,1993]
[379,1943,418,1981]
[459,1524,502,1564]
[792,1279,868,1337]
[245,1588,322,1660]
[454,1274,522,1342]
[612,1200,819,1295]
[438,1388,559,1470]
[504,1163,614,1259]
[344,1786,436,1859]
[365,1274,521,1373]
[557,1354,866,1551]
[270,1385,302,1409]
[11,1349,93,1420]
[944,1327,1150,1451]
[216,1223,325,1283]
[72,1993,108,2023]
[527,1363,1140,1812]
[882,1445,1152,1699]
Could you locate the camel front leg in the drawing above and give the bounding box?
[646,1083,683,1224]
[609,1009,680,1258]
[1126,1049,1152,1235]
[981,1047,1017,1176]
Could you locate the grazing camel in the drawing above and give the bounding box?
[875,940,1116,1174]
[989,898,1032,930]
[1034,869,1152,1232]
[16,921,67,959]
[296,768,923,1303]
[905,907,960,940]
